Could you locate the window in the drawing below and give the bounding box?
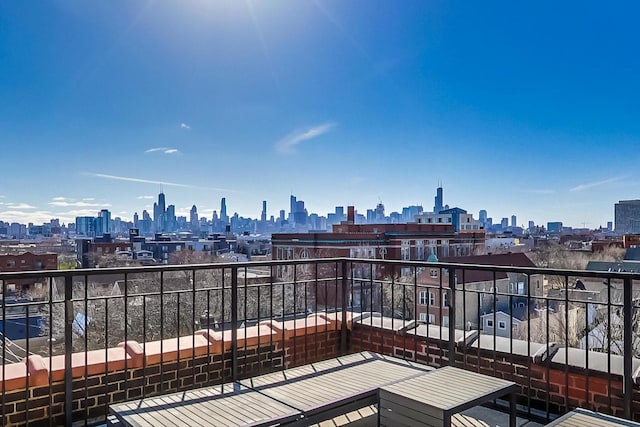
[419,291,427,305]
[442,316,449,327]
[401,240,410,261]
[442,291,449,307]
[429,292,435,306]
[428,314,436,324]
[419,313,427,322]
[498,321,507,330]
[416,240,425,260]
[486,319,494,328]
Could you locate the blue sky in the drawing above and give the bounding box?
[1,1,639,228]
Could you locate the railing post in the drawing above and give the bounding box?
[231,266,238,381]
[341,260,348,355]
[64,274,73,426]
[624,276,633,420]
[448,268,456,367]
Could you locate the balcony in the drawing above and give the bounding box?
[0,258,639,426]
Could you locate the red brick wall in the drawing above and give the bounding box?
[0,314,343,426]
[351,321,639,422]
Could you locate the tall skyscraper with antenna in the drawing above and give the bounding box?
[154,191,166,232]
[433,181,443,213]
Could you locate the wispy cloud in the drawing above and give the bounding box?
[180,123,191,130]
[49,200,110,208]
[145,147,181,155]
[0,210,54,224]
[145,147,168,153]
[137,195,155,200]
[570,176,625,192]
[87,173,238,192]
[6,203,36,209]
[52,196,67,201]
[276,122,336,153]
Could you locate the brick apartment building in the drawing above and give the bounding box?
[0,251,58,294]
[414,253,540,329]
[271,207,486,312]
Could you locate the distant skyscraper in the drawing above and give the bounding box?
[289,195,297,222]
[166,205,176,232]
[500,217,508,229]
[154,192,166,232]
[375,203,385,222]
[261,200,267,222]
[220,197,228,224]
[96,209,111,236]
[479,210,487,227]
[433,184,443,213]
[75,216,96,237]
[528,220,535,230]
[294,200,307,225]
[511,215,517,228]
[190,205,199,233]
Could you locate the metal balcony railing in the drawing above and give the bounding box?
[0,258,639,426]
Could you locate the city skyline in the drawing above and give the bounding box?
[1,2,639,228]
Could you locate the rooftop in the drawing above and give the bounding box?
[1,257,639,426]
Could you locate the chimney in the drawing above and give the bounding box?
[347,206,355,223]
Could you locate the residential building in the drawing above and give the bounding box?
[0,251,58,294]
[615,200,640,234]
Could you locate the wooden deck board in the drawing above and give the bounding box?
[110,383,301,427]
[110,352,433,427]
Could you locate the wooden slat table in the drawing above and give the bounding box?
[109,383,301,427]
[545,408,640,427]
[378,366,518,427]
[240,351,434,424]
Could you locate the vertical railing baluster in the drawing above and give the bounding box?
[159,271,165,393]
[1,278,5,424]
[340,259,348,355]
[623,276,633,420]
[231,266,238,381]
[448,267,456,366]
[64,274,73,427]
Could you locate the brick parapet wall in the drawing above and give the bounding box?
[0,313,342,426]
[3,312,639,425]
[351,321,640,422]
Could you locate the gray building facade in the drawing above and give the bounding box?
[615,200,640,234]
